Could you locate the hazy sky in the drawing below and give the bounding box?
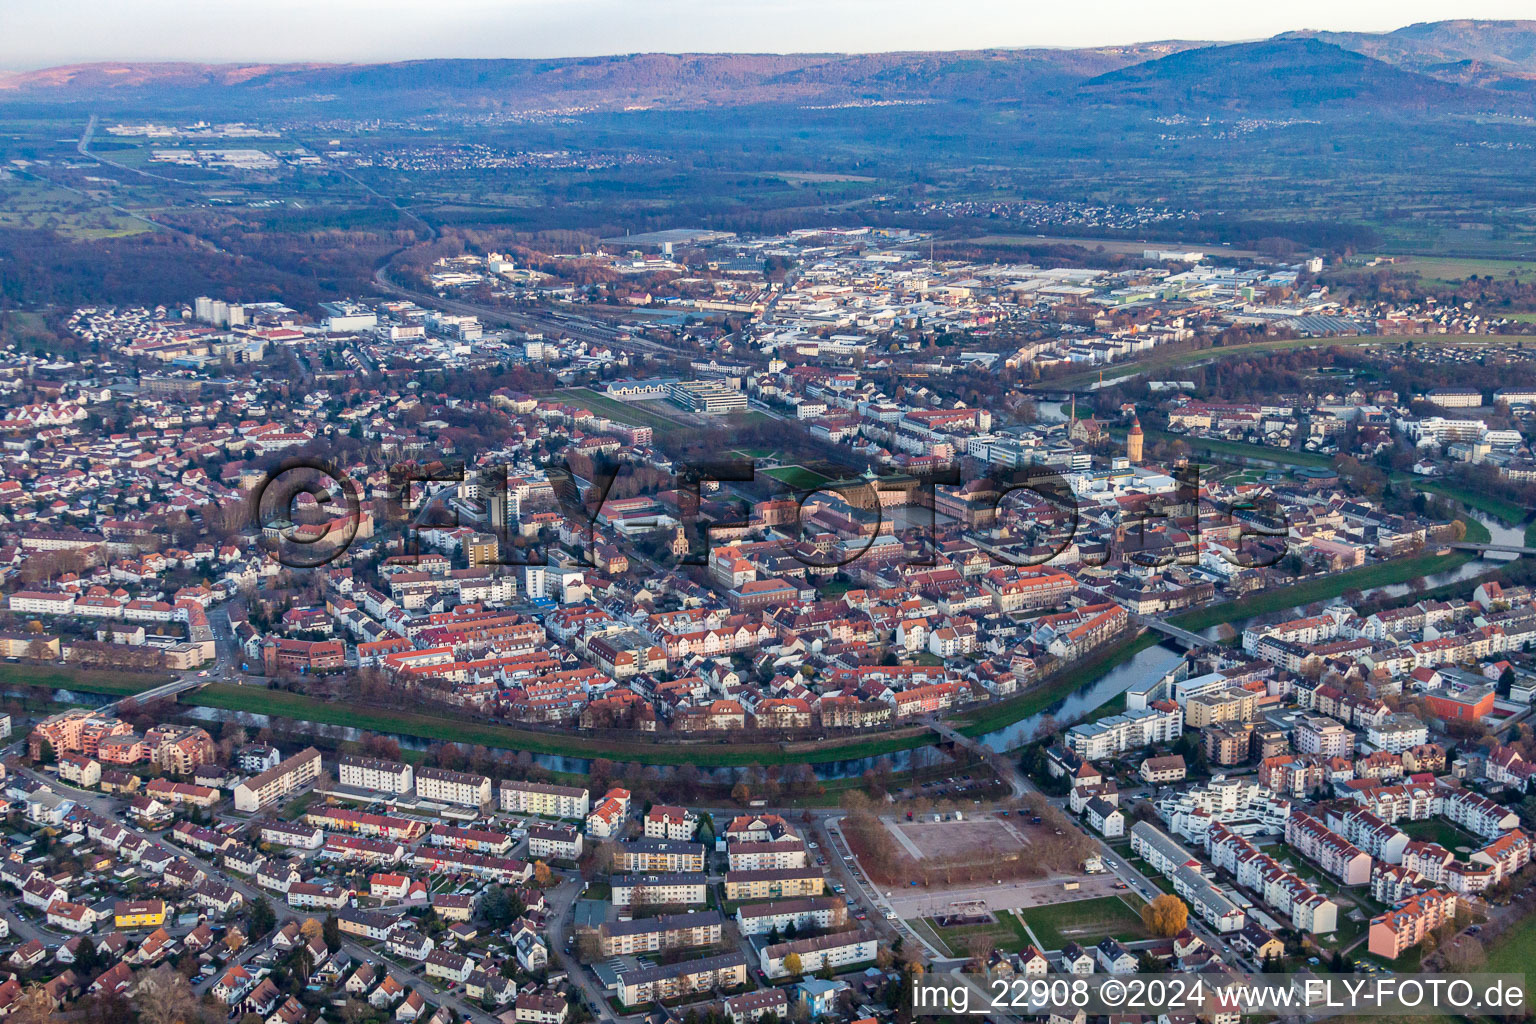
[4,0,1533,70]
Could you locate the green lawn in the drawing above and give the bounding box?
[0,664,174,695]
[1415,480,1528,525]
[1373,254,1536,288]
[1487,909,1536,1001]
[924,911,1035,956]
[549,388,692,433]
[762,465,832,489]
[1397,817,1483,851]
[1015,896,1150,950]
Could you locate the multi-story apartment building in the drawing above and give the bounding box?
[1065,700,1182,760]
[527,824,583,861]
[1203,723,1253,766]
[1330,808,1409,864]
[1367,714,1430,753]
[615,953,748,1007]
[339,755,414,795]
[610,873,708,907]
[1184,687,1258,729]
[597,910,725,956]
[260,821,325,850]
[760,931,877,979]
[1157,775,1292,845]
[726,840,808,872]
[734,897,848,936]
[499,780,590,819]
[1208,823,1339,934]
[723,868,826,902]
[644,805,699,840]
[1285,811,1372,885]
[286,881,351,910]
[414,767,492,809]
[1294,714,1355,758]
[585,787,631,838]
[1128,822,1245,932]
[613,839,705,874]
[145,724,217,774]
[29,708,133,759]
[233,747,322,813]
[1368,890,1459,960]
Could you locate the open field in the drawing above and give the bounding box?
[885,874,1124,920]
[1041,334,1533,391]
[1370,254,1536,287]
[0,180,152,239]
[885,816,1033,862]
[921,910,1034,957]
[770,171,877,183]
[762,465,832,489]
[1398,816,1483,852]
[1014,895,1150,950]
[548,387,693,432]
[1487,910,1536,1000]
[0,664,173,695]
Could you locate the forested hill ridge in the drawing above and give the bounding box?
[1279,19,1536,91]
[5,20,1536,114]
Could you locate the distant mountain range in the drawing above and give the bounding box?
[5,20,1536,114]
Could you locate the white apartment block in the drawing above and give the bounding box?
[527,824,583,861]
[760,931,877,979]
[499,780,590,819]
[644,805,699,840]
[1367,714,1430,754]
[610,872,708,906]
[339,754,414,795]
[1209,823,1339,934]
[734,897,847,936]
[233,747,322,813]
[1285,811,1372,885]
[1065,701,1182,761]
[1295,714,1355,758]
[414,767,492,808]
[1127,822,1244,932]
[1331,808,1409,864]
[1157,775,1292,846]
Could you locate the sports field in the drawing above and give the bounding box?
[1015,895,1150,949]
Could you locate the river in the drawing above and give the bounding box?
[36,507,1513,783]
[47,643,1188,783]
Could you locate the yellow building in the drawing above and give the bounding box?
[465,533,500,567]
[114,898,166,929]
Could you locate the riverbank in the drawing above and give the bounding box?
[0,664,173,696]
[1168,547,1479,634]
[951,632,1161,740]
[179,683,935,767]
